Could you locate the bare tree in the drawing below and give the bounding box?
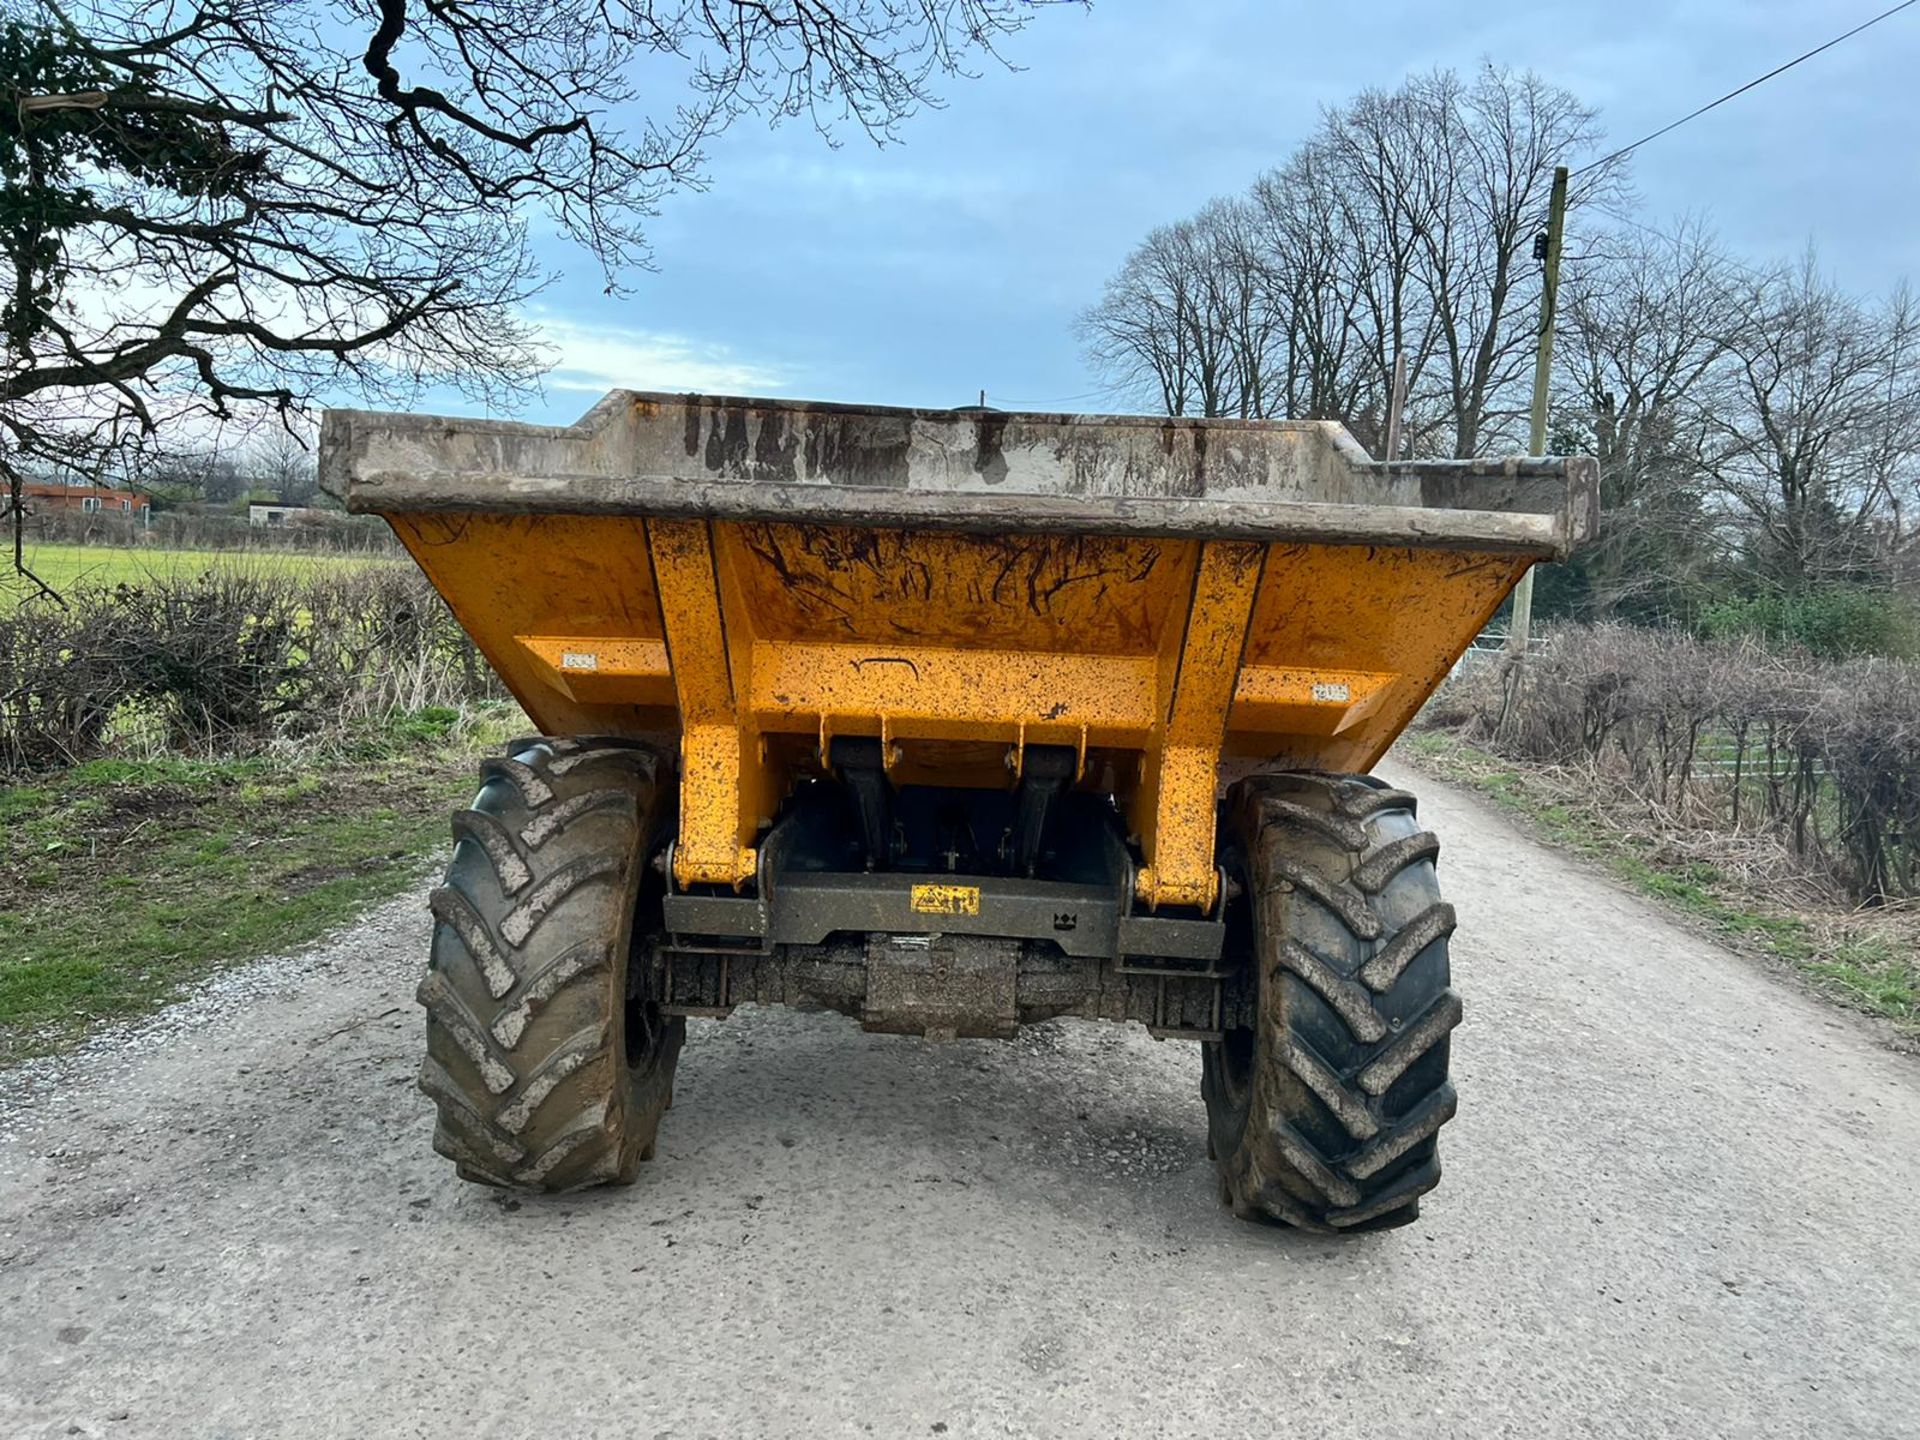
[1079,214,1256,418]
[1078,67,1920,633]
[1082,63,1618,457]
[1078,227,1199,417]
[1195,197,1276,419]
[249,424,319,508]
[1394,66,1616,457]
[1702,251,1920,593]
[1553,219,1740,618]
[1,0,1066,594]
[1315,80,1448,450]
[129,436,243,505]
[1250,140,1384,437]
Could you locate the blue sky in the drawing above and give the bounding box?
[447,0,1920,424]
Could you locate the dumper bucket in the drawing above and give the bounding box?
[321,391,1595,911]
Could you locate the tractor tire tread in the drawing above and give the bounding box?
[417,738,681,1193]
[1206,772,1460,1232]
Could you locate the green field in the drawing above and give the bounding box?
[6,541,400,598]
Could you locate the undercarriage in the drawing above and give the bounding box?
[657,742,1242,1043]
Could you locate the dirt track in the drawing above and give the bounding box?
[3,759,1918,1439]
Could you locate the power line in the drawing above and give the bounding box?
[986,389,1111,409]
[1574,0,1918,176]
[1590,210,1775,284]
[1593,203,1890,291]
[1021,7,1917,418]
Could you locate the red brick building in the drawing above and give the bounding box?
[3,482,151,523]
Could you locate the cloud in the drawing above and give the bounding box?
[534,314,785,396]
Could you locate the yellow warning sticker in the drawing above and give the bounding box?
[910,884,981,916]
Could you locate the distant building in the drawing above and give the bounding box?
[4,481,151,524]
[247,503,332,528]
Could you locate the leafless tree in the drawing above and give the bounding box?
[1250,140,1383,437]
[2,0,1066,595]
[248,423,318,507]
[1079,207,1269,420]
[1082,63,1618,458]
[1401,66,1615,457]
[1077,61,1920,625]
[1553,219,1741,617]
[110,434,235,505]
[1078,229,1194,418]
[1702,251,1920,592]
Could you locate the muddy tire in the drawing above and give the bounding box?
[1202,773,1460,1232]
[416,737,684,1191]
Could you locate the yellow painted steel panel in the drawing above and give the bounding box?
[1127,541,1264,910]
[383,511,1528,906]
[748,641,1159,741]
[717,523,1193,655]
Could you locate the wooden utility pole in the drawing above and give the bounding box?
[1506,163,1569,656]
[1382,351,1408,463]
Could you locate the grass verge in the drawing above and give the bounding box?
[0,703,516,1064]
[1403,729,1918,1038]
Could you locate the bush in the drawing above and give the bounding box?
[0,569,501,771]
[1427,624,1920,903]
[299,567,498,718]
[0,602,138,768]
[99,573,315,747]
[1698,588,1919,660]
[14,503,399,554]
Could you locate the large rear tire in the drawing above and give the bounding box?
[1202,773,1460,1232]
[416,737,684,1192]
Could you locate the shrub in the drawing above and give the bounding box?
[0,601,138,768]
[15,503,399,554]
[0,568,500,771]
[97,573,314,747]
[1428,624,1920,903]
[1698,588,1919,660]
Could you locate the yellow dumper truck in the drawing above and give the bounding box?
[321,391,1595,1232]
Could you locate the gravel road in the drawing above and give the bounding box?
[3,759,1918,1440]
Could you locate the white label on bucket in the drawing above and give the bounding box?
[1311,682,1351,703]
[561,651,599,671]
